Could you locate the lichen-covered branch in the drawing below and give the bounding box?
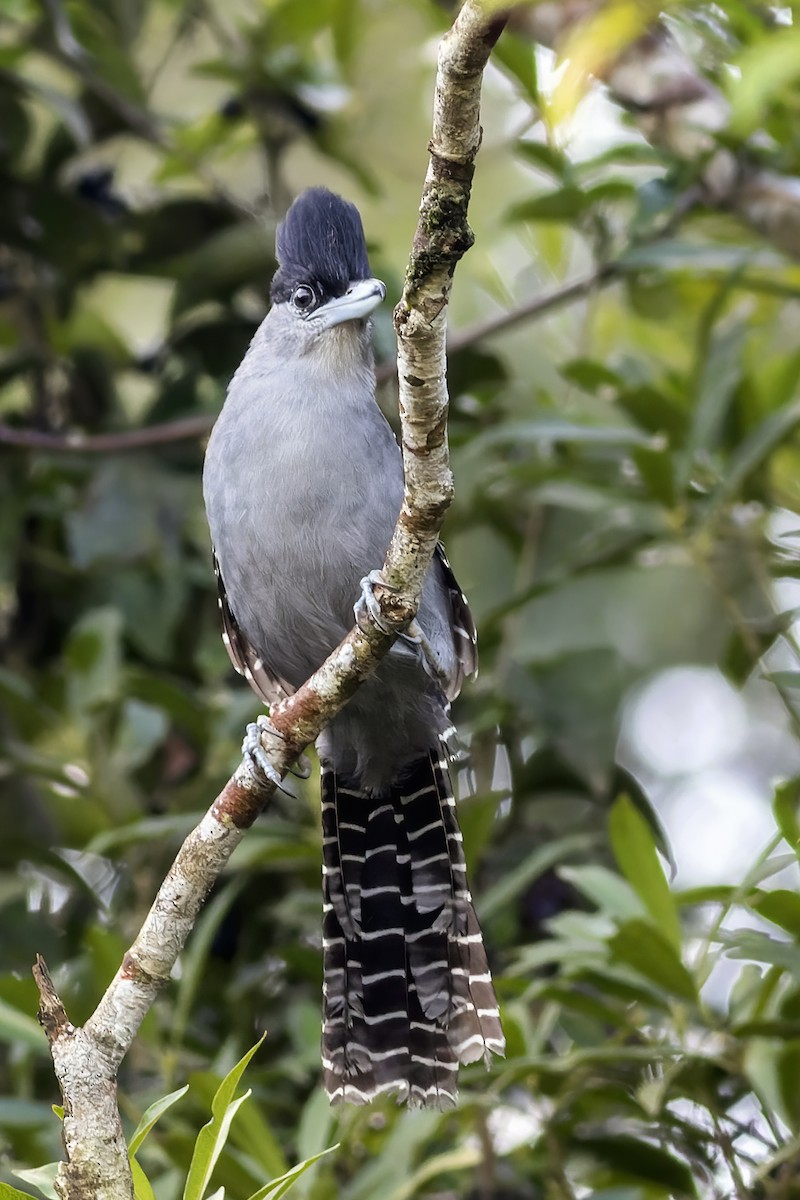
[32,4,507,1198]
[386,1,507,596]
[33,956,132,1200]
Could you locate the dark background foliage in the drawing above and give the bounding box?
[2,1,800,1196]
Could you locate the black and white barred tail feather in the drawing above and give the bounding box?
[320,749,504,1108]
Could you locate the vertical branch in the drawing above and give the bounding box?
[385,1,507,594]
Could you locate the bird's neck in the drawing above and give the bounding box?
[302,321,376,382]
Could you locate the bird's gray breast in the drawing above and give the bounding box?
[203,364,404,687]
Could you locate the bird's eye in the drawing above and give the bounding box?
[291,284,317,313]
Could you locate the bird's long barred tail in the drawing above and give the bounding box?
[320,750,504,1108]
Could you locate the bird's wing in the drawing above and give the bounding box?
[213,551,292,707]
[435,542,478,698]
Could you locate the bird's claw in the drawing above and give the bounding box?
[354,574,448,684]
[354,569,400,636]
[403,619,449,685]
[242,714,283,789]
[243,714,311,786]
[289,752,312,780]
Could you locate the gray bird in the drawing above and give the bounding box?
[203,187,504,1107]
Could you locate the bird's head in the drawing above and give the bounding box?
[270,188,385,332]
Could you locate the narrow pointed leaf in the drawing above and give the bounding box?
[609,919,697,1001]
[128,1085,189,1156]
[183,1034,266,1200]
[131,1157,157,1200]
[609,796,681,950]
[245,1145,339,1200]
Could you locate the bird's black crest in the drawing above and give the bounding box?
[271,188,372,305]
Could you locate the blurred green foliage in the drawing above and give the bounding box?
[3,0,800,1196]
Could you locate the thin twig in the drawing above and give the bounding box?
[444,263,617,357]
[0,270,610,454]
[0,414,214,453]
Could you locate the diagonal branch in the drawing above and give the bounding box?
[445,261,616,356]
[32,4,507,1198]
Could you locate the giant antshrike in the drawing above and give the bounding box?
[204,188,504,1107]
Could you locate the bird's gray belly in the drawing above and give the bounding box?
[207,423,403,687]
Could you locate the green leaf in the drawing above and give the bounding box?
[778,1040,800,1131]
[515,140,569,181]
[773,778,800,852]
[729,28,800,134]
[475,419,653,450]
[631,443,675,508]
[347,1113,443,1200]
[131,1157,157,1200]
[182,1035,266,1200]
[679,321,743,492]
[170,224,276,316]
[11,1165,59,1200]
[765,672,800,690]
[749,889,800,937]
[507,181,633,223]
[0,995,49,1053]
[507,185,588,222]
[735,1019,800,1039]
[64,607,123,713]
[715,400,800,505]
[244,1145,339,1200]
[85,813,199,857]
[561,358,621,393]
[128,1085,189,1156]
[609,796,681,951]
[495,32,538,104]
[530,979,627,1028]
[559,864,646,923]
[725,930,800,976]
[480,833,598,920]
[744,1037,793,1129]
[609,920,697,1001]
[189,1060,289,1181]
[112,699,168,771]
[0,1186,43,1200]
[576,1134,697,1196]
[747,853,799,887]
[383,1147,483,1200]
[295,1088,335,1178]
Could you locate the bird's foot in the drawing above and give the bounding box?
[242,714,312,786]
[403,619,449,686]
[355,572,448,684]
[354,569,404,635]
[242,714,284,789]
